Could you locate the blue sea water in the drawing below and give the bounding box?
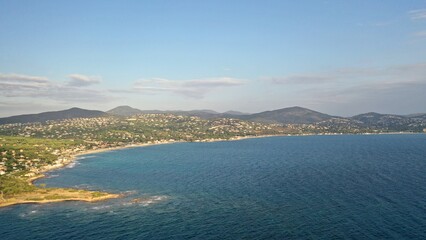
[1,134,426,239]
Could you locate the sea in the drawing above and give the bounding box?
[1,134,426,239]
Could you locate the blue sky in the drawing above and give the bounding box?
[1,0,426,117]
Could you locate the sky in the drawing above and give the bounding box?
[1,0,426,117]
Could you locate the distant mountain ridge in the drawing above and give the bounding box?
[0,107,107,125]
[0,106,425,131]
[107,106,143,116]
[236,106,336,124]
[349,112,426,131]
[107,106,231,119]
[223,110,248,116]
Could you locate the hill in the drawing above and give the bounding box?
[405,113,426,120]
[107,106,143,116]
[350,112,422,131]
[222,110,248,116]
[2,106,425,131]
[107,106,221,118]
[0,107,107,125]
[236,106,335,124]
[166,110,220,119]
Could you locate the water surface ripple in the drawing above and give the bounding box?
[1,134,426,239]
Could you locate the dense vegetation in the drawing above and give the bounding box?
[0,136,84,174]
[0,175,36,197]
[0,115,285,176]
[0,112,424,179]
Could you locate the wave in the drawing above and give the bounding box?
[65,161,79,168]
[77,155,95,160]
[45,174,59,179]
[91,205,112,210]
[72,184,93,189]
[121,190,138,197]
[19,210,39,218]
[129,195,168,206]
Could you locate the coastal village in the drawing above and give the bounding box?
[0,112,425,208]
[0,114,286,177]
[0,113,290,207]
[1,112,425,177]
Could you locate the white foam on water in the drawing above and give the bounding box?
[151,195,167,201]
[129,195,169,207]
[122,190,138,196]
[91,205,111,210]
[78,155,95,160]
[19,210,39,218]
[66,161,79,168]
[45,174,59,178]
[73,184,93,189]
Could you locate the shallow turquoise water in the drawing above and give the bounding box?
[1,134,426,239]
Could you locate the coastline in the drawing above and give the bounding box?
[1,140,207,209]
[39,131,421,176]
[0,188,120,208]
[34,135,281,179]
[2,132,421,209]
[0,197,119,208]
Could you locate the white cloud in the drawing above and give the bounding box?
[263,68,380,85]
[0,73,111,103]
[264,63,426,86]
[313,78,426,115]
[409,9,426,20]
[262,75,337,85]
[265,63,426,115]
[67,74,101,87]
[132,77,245,98]
[0,73,50,85]
[182,77,242,87]
[0,73,52,96]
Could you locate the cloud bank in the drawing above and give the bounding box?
[264,63,426,86]
[0,73,110,103]
[409,9,426,21]
[0,73,49,84]
[263,63,426,115]
[131,77,245,98]
[67,74,101,87]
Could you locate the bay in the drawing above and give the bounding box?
[1,134,426,239]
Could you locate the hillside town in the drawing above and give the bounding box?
[1,111,425,177]
[0,114,285,176]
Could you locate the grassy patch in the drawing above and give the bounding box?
[25,197,44,201]
[44,194,71,200]
[91,192,107,198]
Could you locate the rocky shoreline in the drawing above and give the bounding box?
[0,188,120,208]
